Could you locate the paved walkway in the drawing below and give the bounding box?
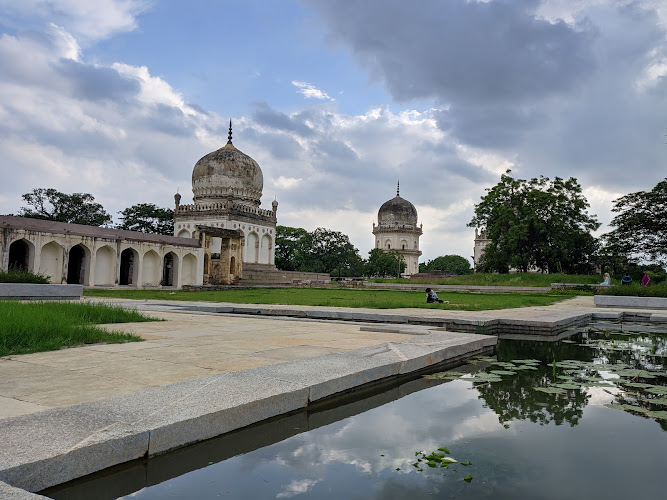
[0,311,417,419]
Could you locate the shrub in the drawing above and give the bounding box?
[0,268,50,284]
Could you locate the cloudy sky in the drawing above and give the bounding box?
[0,0,665,263]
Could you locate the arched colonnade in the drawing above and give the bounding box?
[1,217,204,288]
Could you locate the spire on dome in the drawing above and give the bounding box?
[397,180,400,197]
[227,119,233,145]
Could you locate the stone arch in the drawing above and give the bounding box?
[67,243,90,285]
[94,245,116,286]
[182,253,197,286]
[229,255,236,275]
[177,229,191,238]
[400,239,408,250]
[119,247,139,285]
[162,251,179,287]
[142,250,160,286]
[385,239,392,250]
[259,234,271,264]
[246,232,259,263]
[8,238,34,271]
[39,241,63,283]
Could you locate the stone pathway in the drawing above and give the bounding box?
[0,312,416,419]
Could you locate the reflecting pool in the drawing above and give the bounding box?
[43,321,667,500]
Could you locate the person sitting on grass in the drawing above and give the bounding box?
[426,288,444,303]
[641,272,652,287]
[621,273,633,285]
[600,273,611,286]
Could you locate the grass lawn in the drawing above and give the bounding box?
[372,273,606,287]
[0,301,156,357]
[85,287,578,311]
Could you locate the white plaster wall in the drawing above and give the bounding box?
[142,250,160,286]
[182,253,197,286]
[40,241,63,283]
[94,245,116,285]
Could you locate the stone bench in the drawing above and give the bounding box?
[0,283,83,300]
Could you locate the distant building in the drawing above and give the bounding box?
[372,182,422,277]
[473,227,490,272]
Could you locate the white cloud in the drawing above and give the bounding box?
[0,0,150,41]
[273,176,303,189]
[291,80,335,101]
[276,479,320,498]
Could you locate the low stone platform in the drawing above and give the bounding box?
[594,295,667,310]
[0,284,83,301]
[0,330,494,493]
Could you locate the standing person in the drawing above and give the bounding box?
[425,288,444,303]
[641,272,652,287]
[600,273,611,286]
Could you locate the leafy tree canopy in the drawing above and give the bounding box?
[18,188,112,226]
[468,171,600,273]
[603,178,667,266]
[420,255,472,274]
[118,203,174,235]
[365,248,406,278]
[275,226,363,276]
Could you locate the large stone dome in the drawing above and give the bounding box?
[378,192,418,226]
[192,126,263,206]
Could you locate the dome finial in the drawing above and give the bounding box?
[397,180,400,197]
[227,119,233,145]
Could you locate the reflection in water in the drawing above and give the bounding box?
[43,322,667,500]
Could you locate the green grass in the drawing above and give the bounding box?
[85,287,577,311]
[598,283,667,297]
[371,273,605,287]
[0,268,50,284]
[0,301,156,357]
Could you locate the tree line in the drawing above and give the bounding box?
[469,171,667,280]
[12,188,174,235]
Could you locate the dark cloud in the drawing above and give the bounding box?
[308,0,595,105]
[251,101,315,137]
[56,58,139,101]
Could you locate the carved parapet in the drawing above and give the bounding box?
[175,201,276,222]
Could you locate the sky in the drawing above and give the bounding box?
[0,0,665,264]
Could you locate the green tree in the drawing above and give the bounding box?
[275,226,310,271]
[603,178,667,266]
[117,203,174,235]
[275,226,362,276]
[365,248,406,278]
[420,255,472,274]
[18,188,111,226]
[309,227,362,277]
[468,171,600,273]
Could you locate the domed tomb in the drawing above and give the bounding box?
[192,124,263,207]
[377,190,418,227]
[372,182,422,277]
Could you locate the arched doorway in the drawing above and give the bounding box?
[229,256,236,275]
[120,248,137,285]
[67,245,86,284]
[162,252,178,287]
[8,239,30,270]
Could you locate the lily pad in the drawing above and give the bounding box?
[553,383,582,390]
[463,474,473,483]
[534,387,567,395]
[490,370,517,376]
